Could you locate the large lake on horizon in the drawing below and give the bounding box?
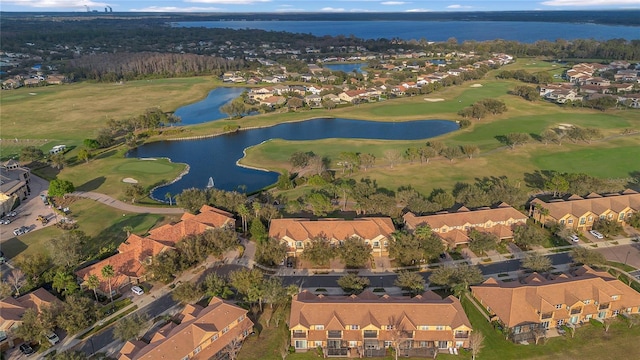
[129,118,459,198]
[172,20,639,42]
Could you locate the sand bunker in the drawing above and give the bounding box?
[470,84,483,88]
[424,98,445,102]
[122,178,139,184]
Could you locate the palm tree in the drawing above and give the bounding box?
[165,192,173,206]
[538,207,550,227]
[237,204,250,234]
[252,201,262,220]
[87,274,101,301]
[101,265,115,303]
[123,226,133,238]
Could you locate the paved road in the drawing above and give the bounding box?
[72,191,185,215]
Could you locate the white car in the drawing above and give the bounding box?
[569,234,580,242]
[131,285,144,296]
[46,332,60,345]
[589,230,604,239]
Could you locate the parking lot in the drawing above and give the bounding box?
[0,174,56,249]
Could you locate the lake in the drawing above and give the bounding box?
[323,63,367,73]
[129,118,459,198]
[175,87,246,125]
[172,20,639,42]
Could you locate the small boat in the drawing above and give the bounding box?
[206,177,214,188]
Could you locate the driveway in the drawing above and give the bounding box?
[0,174,56,244]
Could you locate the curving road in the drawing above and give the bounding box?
[72,191,185,214]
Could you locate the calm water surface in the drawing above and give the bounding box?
[130,118,458,197]
[175,87,246,125]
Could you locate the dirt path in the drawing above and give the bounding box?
[72,191,185,215]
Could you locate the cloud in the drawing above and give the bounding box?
[185,0,270,4]
[129,6,223,12]
[405,8,431,12]
[540,0,640,5]
[447,4,473,8]
[381,1,408,4]
[321,7,346,11]
[1,0,106,9]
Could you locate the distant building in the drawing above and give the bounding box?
[0,288,61,345]
[0,160,30,216]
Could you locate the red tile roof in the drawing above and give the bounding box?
[269,217,395,242]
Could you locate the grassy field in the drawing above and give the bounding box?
[1,198,180,260]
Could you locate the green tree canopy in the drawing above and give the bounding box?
[337,273,370,294]
[48,179,75,197]
[302,236,336,267]
[394,271,425,295]
[338,237,372,268]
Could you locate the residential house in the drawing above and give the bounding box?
[1,78,21,90]
[530,189,640,231]
[403,204,527,248]
[259,95,286,108]
[471,266,640,343]
[269,217,395,257]
[0,288,61,346]
[119,297,253,360]
[0,161,31,216]
[339,90,367,103]
[289,290,472,357]
[304,94,322,108]
[545,89,580,103]
[76,205,234,296]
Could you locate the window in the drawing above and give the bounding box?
[619,213,625,220]
[579,217,586,225]
[295,340,307,349]
[584,300,591,304]
[438,341,448,349]
[588,216,593,222]
[384,341,393,348]
[608,214,613,219]
[435,325,445,331]
[314,325,324,330]
[613,310,620,316]
[210,334,218,342]
[296,241,303,248]
[373,241,380,247]
[181,356,189,360]
[600,215,606,220]
[555,304,563,309]
[222,326,229,334]
[384,325,394,330]
[349,341,357,347]
[418,325,429,331]
[193,346,201,355]
[349,325,360,330]
[560,219,565,225]
[612,295,619,300]
[419,341,428,348]
[556,319,564,327]
[568,219,573,224]
[238,315,245,322]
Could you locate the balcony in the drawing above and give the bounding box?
[599,304,610,310]
[292,331,307,339]
[328,330,342,339]
[326,348,348,357]
[455,331,470,339]
[541,313,553,320]
[364,331,378,339]
[570,308,582,315]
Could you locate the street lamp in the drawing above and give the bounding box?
[624,250,631,265]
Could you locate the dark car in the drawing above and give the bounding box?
[19,343,35,355]
[286,257,295,268]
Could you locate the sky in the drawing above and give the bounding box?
[1,0,639,13]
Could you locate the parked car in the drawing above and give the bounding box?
[131,285,144,296]
[13,228,23,236]
[589,230,604,239]
[286,257,295,268]
[7,211,17,217]
[19,343,35,355]
[0,218,10,225]
[569,234,580,242]
[46,332,60,345]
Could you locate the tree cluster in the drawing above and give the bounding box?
[458,98,507,120]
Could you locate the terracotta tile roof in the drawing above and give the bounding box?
[437,229,470,247]
[289,290,471,331]
[269,217,395,242]
[471,266,640,328]
[531,190,640,221]
[119,297,253,360]
[403,205,527,233]
[0,288,61,328]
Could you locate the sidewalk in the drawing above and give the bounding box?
[72,191,185,214]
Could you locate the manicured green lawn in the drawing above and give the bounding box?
[1,198,179,261]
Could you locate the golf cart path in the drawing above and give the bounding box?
[72,191,185,214]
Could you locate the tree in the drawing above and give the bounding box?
[544,173,569,197]
[628,212,640,229]
[20,146,44,162]
[394,271,425,295]
[289,151,314,170]
[255,238,287,267]
[505,133,530,149]
[469,332,485,360]
[513,224,546,250]
[305,192,333,216]
[50,153,67,169]
[383,149,402,168]
[461,145,480,159]
[570,247,606,266]
[237,203,250,234]
[592,218,623,237]
[172,281,204,304]
[77,148,91,163]
[114,313,148,342]
[101,265,115,303]
[229,268,264,302]
[7,268,25,296]
[57,295,98,335]
[124,183,146,203]
[52,350,89,360]
[389,230,444,267]
[286,97,303,111]
[540,129,560,145]
[52,270,79,296]
[338,237,372,268]
[250,218,268,242]
[441,146,462,162]
[468,230,498,256]
[14,253,50,285]
[220,97,248,119]
[430,264,483,298]
[202,273,233,299]
[146,250,181,282]
[302,236,336,267]
[86,274,101,301]
[48,179,75,197]
[48,230,86,268]
[0,281,13,298]
[418,146,437,164]
[521,253,552,272]
[165,192,173,205]
[359,153,376,171]
[176,188,208,213]
[15,309,48,345]
[337,273,370,294]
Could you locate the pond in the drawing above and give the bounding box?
[174,87,246,125]
[129,118,459,198]
[323,63,367,74]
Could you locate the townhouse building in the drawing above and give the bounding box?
[289,290,472,358]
